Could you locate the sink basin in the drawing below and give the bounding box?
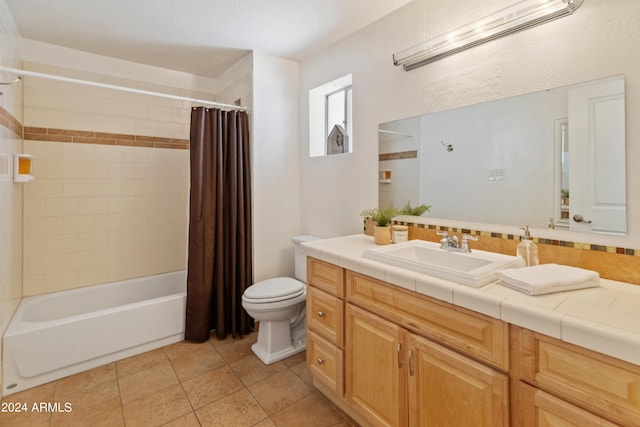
[363,239,524,287]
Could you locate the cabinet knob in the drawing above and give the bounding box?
[317,311,325,318]
[317,358,324,365]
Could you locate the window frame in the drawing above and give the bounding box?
[308,74,353,157]
[324,85,352,148]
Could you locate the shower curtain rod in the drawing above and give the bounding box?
[0,66,247,111]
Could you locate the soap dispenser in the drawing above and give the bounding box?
[517,225,539,267]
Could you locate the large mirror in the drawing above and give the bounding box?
[379,75,626,235]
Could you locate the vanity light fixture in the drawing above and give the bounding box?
[393,0,583,71]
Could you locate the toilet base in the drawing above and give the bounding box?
[250,319,306,365]
[251,340,305,365]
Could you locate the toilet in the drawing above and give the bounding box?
[242,235,321,365]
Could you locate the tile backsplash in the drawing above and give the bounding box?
[393,220,640,286]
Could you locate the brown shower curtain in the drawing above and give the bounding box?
[185,107,254,342]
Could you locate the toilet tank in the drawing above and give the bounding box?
[291,235,322,282]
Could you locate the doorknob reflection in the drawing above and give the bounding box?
[572,214,592,224]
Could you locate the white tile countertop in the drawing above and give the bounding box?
[301,234,640,366]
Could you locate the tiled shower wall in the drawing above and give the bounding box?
[21,62,192,296]
[0,102,22,301]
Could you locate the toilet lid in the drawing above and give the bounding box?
[243,277,305,303]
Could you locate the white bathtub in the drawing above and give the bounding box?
[2,271,186,395]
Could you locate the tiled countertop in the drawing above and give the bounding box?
[301,234,640,366]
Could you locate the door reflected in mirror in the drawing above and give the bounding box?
[379,75,626,235]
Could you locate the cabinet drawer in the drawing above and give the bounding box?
[346,270,509,370]
[307,331,344,396]
[517,327,640,426]
[519,382,618,427]
[307,286,344,346]
[307,257,344,298]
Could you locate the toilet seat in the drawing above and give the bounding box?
[243,277,305,304]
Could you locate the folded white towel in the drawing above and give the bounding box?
[497,263,600,296]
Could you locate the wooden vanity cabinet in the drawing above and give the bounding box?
[345,272,509,427]
[305,256,640,427]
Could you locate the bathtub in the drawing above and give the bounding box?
[2,271,186,395]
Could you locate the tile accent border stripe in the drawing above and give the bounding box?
[391,219,639,257]
[23,127,189,150]
[379,150,418,161]
[0,106,23,139]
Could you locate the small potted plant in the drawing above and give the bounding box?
[399,201,431,216]
[361,206,400,245]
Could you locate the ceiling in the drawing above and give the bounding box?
[5,0,412,78]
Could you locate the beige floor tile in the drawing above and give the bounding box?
[195,388,268,427]
[118,358,179,403]
[289,360,314,386]
[252,419,277,427]
[0,383,56,427]
[51,404,124,427]
[165,340,215,361]
[160,411,201,427]
[247,369,312,416]
[211,332,257,364]
[270,392,351,426]
[169,343,226,381]
[182,365,244,409]
[116,347,168,378]
[122,384,192,427]
[229,354,287,386]
[0,334,352,427]
[282,351,306,368]
[51,379,120,424]
[54,363,117,399]
[0,409,52,427]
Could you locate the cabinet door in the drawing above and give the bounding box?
[346,304,407,427]
[519,382,618,427]
[408,334,509,427]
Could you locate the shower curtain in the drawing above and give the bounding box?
[185,107,254,342]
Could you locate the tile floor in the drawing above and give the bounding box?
[0,331,356,426]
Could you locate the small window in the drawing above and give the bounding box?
[309,74,352,157]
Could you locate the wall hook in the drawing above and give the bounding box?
[441,140,454,152]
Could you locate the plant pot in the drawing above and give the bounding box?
[364,219,377,236]
[374,225,392,245]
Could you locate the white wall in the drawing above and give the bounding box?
[299,0,640,248]
[252,52,301,281]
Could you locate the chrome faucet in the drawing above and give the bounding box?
[436,231,478,253]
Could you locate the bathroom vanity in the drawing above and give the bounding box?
[303,235,640,427]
